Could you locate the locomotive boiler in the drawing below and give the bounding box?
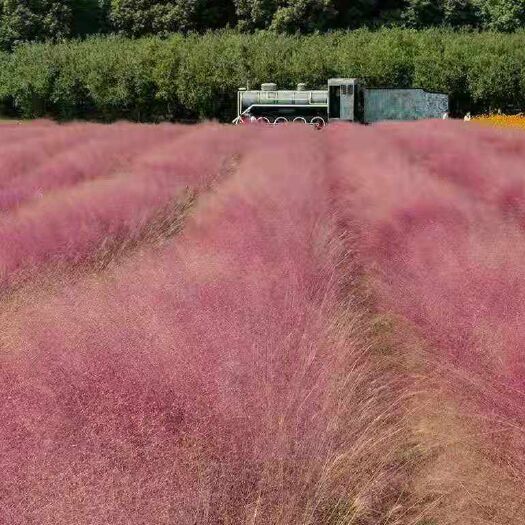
[233,78,449,128]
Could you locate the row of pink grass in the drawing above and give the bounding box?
[326,120,525,466]
[0,123,187,212]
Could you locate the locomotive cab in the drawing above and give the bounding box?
[328,78,360,122]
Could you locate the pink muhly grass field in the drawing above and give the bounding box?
[0,124,404,524]
[1,120,525,523]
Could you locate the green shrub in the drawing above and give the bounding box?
[2,43,60,118]
[335,29,417,87]
[175,31,245,119]
[2,29,525,121]
[73,37,162,121]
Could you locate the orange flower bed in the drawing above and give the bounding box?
[473,113,525,128]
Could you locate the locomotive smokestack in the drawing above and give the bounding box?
[297,83,307,91]
[261,83,277,91]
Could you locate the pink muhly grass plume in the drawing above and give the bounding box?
[0,125,405,525]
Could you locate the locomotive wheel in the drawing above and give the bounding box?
[293,117,307,124]
[311,117,326,130]
[274,117,289,125]
[257,117,271,124]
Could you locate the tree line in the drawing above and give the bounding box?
[1,0,525,51]
[1,30,523,122]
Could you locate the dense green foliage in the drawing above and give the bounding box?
[0,0,72,49]
[1,29,524,121]
[109,0,235,36]
[1,1,525,51]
